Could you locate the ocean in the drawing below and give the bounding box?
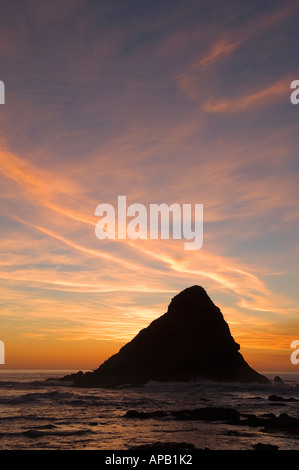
[0,370,298,451]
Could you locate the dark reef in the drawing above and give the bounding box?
[61,286,270,387]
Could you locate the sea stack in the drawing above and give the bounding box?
[62,286,269,387]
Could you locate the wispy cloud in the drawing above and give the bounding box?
[202,77,290,113]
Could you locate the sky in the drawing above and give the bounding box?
[0,0,298,372]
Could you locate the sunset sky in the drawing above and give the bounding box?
[0,0,299,372]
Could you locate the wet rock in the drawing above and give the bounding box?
[252,443,279,451]
[124,406,241,422]
[226,430,240,436]
[173,407,240,422]
[268,395,285,402]
[273,376,284,385]
[268,395,298,402]
[237,414,265,427]
[263,413,299,434]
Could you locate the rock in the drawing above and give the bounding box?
[173,407,240,422]
[268,395,298,402]
[123,406,299,437]
[263,413,299,434]
[273,376,284,385]
[124,410,168,419]
[252,443,279,451]
[226,430,240,436]
[236,414,265,427]
[268,395,285,402]
[236,412,299,434]
[124,407,240,422]
[60,286,270,387]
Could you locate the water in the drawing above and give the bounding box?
[0,370,298,450]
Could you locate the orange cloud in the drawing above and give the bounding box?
[199,39,240,69]
[0,143,96,227]
[203,77,289,113]
[177,2,299,110]
[197,2,299,70]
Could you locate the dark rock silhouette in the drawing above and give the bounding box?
[263,413,299,434]
[61,286,269,387]
[268,395,298,402]
[273,375,284,385]
[252,443,279,451]
[124,407,240,422]
[173,407,240,421]
[124,406,299,435]
[238,412,299,434]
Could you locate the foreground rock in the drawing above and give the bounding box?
[230,412,299,434]
[263,413,299,434]
[252,443,279,451]
[268,395,299,402]
[124,406,299,436]
[61,286,269,387]
[173,407,240,421]
[124,407,240,422]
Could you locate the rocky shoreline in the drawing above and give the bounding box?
[124,405,299,433]
[123,396,299,451]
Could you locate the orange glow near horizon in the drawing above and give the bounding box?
[2,317,298,373]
